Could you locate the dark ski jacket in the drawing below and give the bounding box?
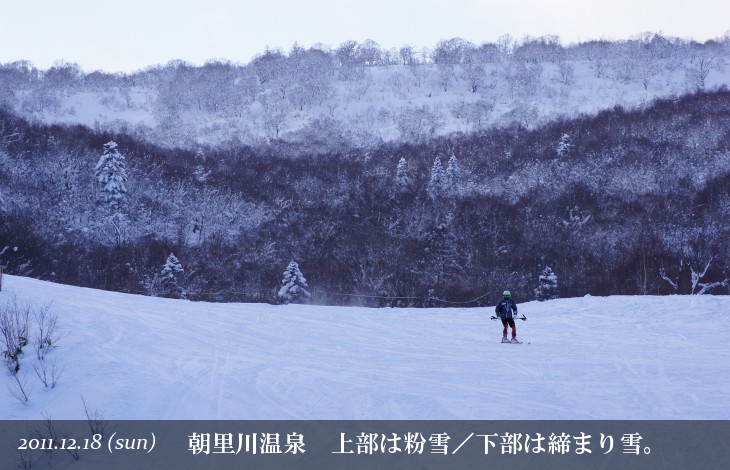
[495,298,518,319]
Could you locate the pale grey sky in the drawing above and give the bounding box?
[1,0,727,72]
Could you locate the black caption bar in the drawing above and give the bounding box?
[1,420,728,469]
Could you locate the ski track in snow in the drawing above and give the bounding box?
[1,275,728,420]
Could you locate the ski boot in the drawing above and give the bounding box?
[501,336,510,343]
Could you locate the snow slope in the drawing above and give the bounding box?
[1,274,728,420]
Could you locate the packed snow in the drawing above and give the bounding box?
[1,274,728,420]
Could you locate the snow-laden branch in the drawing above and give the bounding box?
[696,280,728,296]
[659,267,678,291]
[691,257,714,295]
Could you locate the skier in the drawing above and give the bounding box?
[495,290,519,343]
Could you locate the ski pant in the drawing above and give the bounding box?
[501,318,516,338]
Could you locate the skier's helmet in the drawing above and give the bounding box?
[503,290,511,298]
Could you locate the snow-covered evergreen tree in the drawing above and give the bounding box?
[535,266,559,301]
[193,165,211,183]
[445,154,462,193]
[193,149,210,182]
[395,157,412,192]
[162,253,183,280]
[94,141,128,210]
[278,260,311,304]
[161,253,185,298]
[556,133,573,158]
[427,157,445,200]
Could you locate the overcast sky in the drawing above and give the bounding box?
[1,0,727,72]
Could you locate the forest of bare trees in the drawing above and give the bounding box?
[1,85,728,304]
[1,33,728,150]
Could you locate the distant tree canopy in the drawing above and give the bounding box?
[1,33,728,151]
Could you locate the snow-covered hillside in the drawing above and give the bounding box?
[23,61,730,149]
[4,34,728,149]
[1,274,728,420]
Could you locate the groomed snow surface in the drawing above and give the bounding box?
[1,274,728,420]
